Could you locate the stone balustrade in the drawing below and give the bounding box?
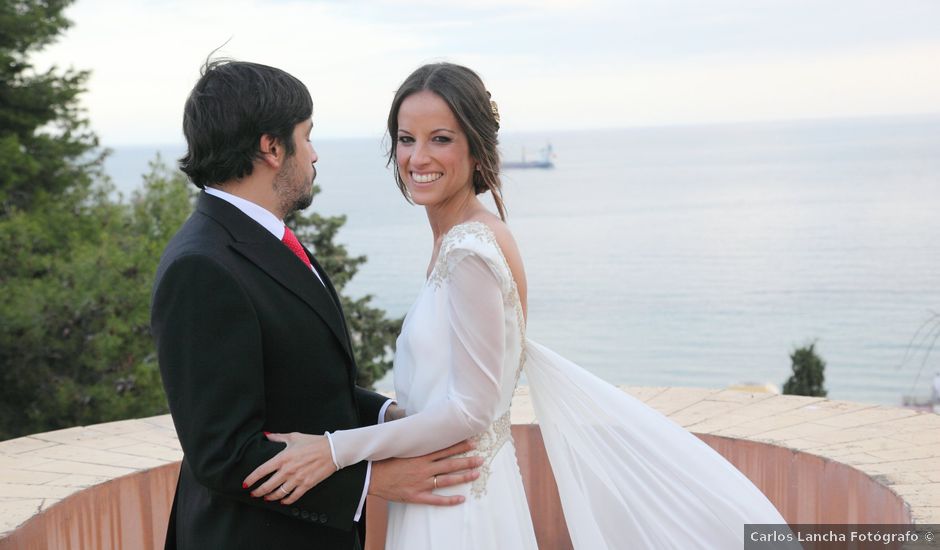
[0,387,936,549]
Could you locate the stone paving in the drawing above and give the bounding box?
[1,388,938,540]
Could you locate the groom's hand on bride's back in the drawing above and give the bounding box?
[369,440,483,506]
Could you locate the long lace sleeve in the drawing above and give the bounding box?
[328,252,506,468]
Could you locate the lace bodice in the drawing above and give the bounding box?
[328,222,526,493]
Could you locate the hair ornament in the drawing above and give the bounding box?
[486,91,500,129]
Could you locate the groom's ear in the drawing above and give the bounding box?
[258,134,283,169]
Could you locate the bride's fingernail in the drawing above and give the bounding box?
[263,431,270,436]
[242,483,248,489]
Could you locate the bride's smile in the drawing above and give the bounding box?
[410,171,443,184]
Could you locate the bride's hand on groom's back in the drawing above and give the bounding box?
[242,432,335,506]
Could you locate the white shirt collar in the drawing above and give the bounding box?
[204,186,285,240]
[203,186,326,285]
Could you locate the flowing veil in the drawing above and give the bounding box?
[524,339,791,549]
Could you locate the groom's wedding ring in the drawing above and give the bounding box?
[432,476,438,489]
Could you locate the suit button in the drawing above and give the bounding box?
[319,514,328,524]
[301,510,309,520]
[309,512,319,523]
[291,508,300,517]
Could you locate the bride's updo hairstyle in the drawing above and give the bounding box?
[387,63,506,220]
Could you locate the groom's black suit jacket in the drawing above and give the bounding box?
[151,192,386,549]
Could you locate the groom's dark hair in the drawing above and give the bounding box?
[179,59,313,189]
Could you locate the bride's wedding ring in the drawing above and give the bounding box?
[278,486,291,496]
[432,476,438,489]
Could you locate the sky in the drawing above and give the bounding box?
[31,0,940,145]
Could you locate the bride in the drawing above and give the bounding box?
[243,62,788,548]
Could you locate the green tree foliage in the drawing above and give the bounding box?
[782,342,828,397]
[0,158,194,440]
[288,201,402,389]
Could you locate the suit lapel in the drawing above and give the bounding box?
[232,241,354,359]
[198,193,355,362]
[308,252,360,385]
[309,254,350,338]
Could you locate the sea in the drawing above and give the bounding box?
[105,114,940,406]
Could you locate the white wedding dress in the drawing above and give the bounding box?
[328,221,788,549]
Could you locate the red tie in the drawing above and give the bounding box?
[282,226,312,269]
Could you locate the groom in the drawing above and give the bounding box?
[151,60,479,549]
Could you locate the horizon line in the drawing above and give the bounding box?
[104,110,940,149]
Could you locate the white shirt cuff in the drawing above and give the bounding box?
[378,398,395,424]
[354,461,370,522]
